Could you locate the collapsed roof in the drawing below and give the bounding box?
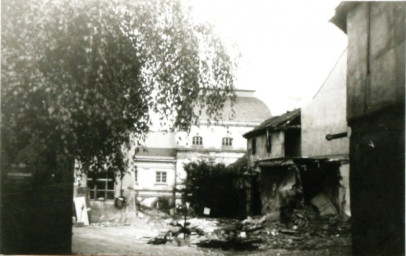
[243,109,300,138]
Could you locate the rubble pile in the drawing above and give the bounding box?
[146,212,351,252]
[258,215,351,251]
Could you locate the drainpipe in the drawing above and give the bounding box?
[326,132,348,141]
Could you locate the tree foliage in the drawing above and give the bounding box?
[1,0,237,174]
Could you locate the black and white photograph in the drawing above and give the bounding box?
[1,0,405,255]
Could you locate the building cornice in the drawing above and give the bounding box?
[134,157,176,163]
[196,120,263,128]
[175,147,246,154]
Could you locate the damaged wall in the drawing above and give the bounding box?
[258,160,345,222]
[247,131,285,169]
[299,162,341,216]
[338,164,350,217]
[259,167,298,218]
[300,42,350,219]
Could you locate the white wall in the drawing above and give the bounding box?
[134,161,176,191]
[301,50,349,158]
[176,124,254,150]
[142,131,176,148]
[173,123,257,183]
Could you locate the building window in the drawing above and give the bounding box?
[156,171,167,183]
[88,171,115,200]
[134,168,138,183]
[252,138,256,155]
[266,131,272,153]
[222,137,233,147]
[192,136,203,146]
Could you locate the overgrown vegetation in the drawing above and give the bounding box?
[183,160,245,218]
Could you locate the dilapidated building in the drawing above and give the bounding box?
[243,109,304,218]
[242,49,351,222]
[301,49,350,218]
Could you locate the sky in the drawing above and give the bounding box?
[189,0,348,115]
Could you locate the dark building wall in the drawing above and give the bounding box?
[350,109,404,255]
[1,156,74,254]
[346,2,405,121]
[337,2,405,255]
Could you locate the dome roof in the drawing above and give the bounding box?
[198,95,271,124]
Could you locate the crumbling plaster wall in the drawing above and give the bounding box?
[259,167,297,216]
[247,132,285,168]
[258,161,347,220]
[338,164,350,217]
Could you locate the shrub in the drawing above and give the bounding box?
[183,160,244,218]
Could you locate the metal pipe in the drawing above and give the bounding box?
[326,132,348,141]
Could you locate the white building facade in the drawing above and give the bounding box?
[134,89,271,203]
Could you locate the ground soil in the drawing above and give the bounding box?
[72,220,351,255]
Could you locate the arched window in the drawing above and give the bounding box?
[222,137,233,147]
[192,136,203,146]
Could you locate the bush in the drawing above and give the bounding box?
[183,160,244,218]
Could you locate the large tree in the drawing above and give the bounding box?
[1,0,238,176]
